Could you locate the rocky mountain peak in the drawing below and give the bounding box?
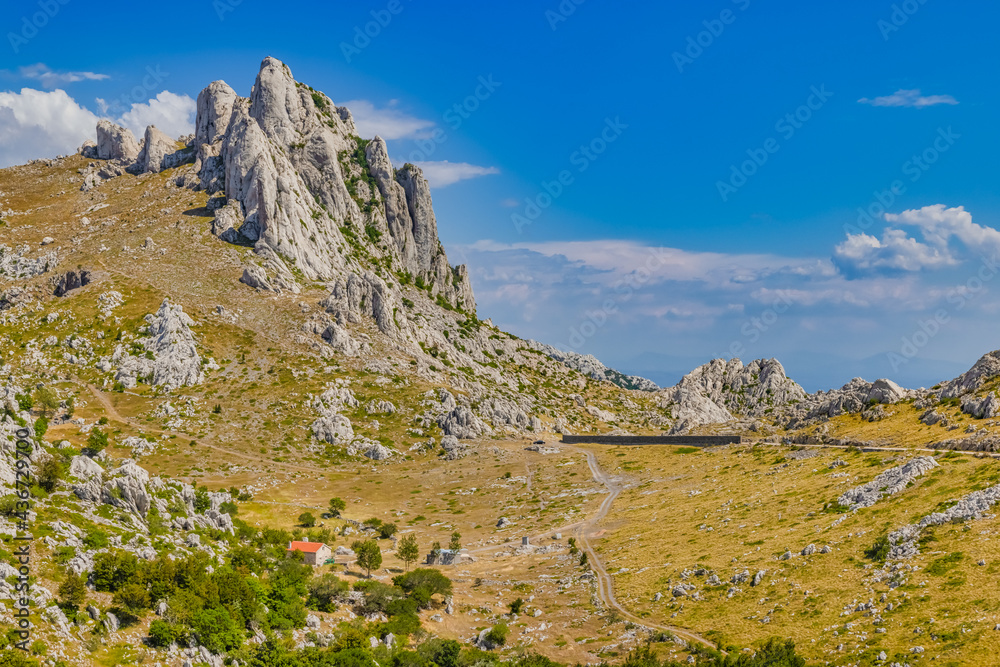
[190,56,475,312]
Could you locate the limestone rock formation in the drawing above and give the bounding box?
[53,269,91,297]
[135,125,176,173]
[937,351,1000,399]
[112,299,205,390]
[838,457,938,510]
[962,392,1000,419]
[96,120,140,162]
[0,244,58,281]
[186,57,474,312]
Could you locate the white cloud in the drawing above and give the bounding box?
[858,89,959,108]
[411,160,499,187]
[341,99,435,140]
[16,64,109,88]
[0,88,99,167]
[833,205,1000,277]
[886,204,1000,253]
[117,91,196,140]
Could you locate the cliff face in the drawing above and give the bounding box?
[192,57,475,313]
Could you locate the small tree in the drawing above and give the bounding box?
[378,522,398,539]
[33,387,58,417]
[328,497,346,517]
[112,583,151,623]
[298,512,316,528]
[430,541,442,562]
[484,622,509,648]
[448,531,461,553]
[352,539,382,578]
[509,598,525,615]
[579,552,588,567]
[398,533,419,571]
[37,457,63,493]
[33,417,48,441]
[58,572,87,608]
[84,427,109,456]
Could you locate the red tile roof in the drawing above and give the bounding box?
[288,541,325,553]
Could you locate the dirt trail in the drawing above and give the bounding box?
[564,444,721,653]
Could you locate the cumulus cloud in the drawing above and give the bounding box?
[15,64,109,88]
[858,89,959,108]
[411,161,499,187]
[117,91,196,140]
[0,88,99,166]
[342,99,435,140]
[0,88,196,168]
[833,205,1000,277]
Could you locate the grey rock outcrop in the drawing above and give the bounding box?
[240,264,274,292]
[195,81,238,146]
[435,390,490,439]
[838,457,938,510]
[937,351,1000,399]
[0,244,58,281]
[889,481,1000,559]
[112,299,205,390]
[962,392,1000,419]
[796,377,916,422]
[96,120,140,162]
[322,272,404,336]
[189,57,475,312]
[135,125,176,173]
[53,269,91,297]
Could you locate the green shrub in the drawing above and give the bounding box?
[191,608,243,653]
[864,535,891,563]
[484,622,508,647]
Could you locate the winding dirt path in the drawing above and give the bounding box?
[564,444,721,653]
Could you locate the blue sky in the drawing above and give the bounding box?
[2,0,999,390]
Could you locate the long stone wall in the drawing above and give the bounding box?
[559,435,742,446]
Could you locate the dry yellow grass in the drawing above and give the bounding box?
[587,442,1000,665]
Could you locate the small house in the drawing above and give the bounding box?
[287,539,332,566]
